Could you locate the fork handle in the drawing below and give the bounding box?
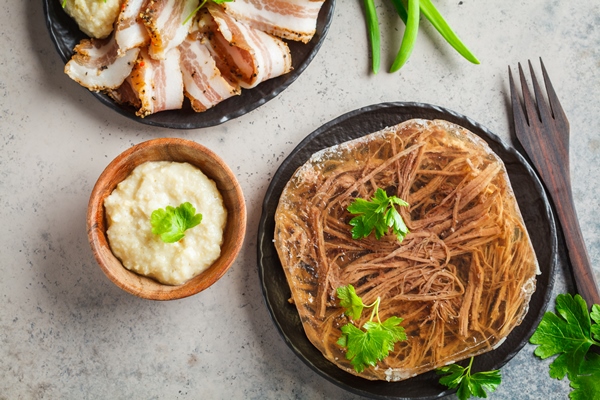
[552,189,600,307]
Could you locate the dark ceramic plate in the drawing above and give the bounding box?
[43,0,335,129]
[257,102,557,399]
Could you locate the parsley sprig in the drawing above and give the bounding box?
[347,188,409,242]
[436,357,501,400]
[530,293,600,399]
[150,202,202,243]
[336,284,407,373]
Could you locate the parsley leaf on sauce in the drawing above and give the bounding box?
[150,202,202,243]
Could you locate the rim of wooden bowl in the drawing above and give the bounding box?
[86,138,246,300]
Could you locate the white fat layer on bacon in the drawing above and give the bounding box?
[194,10,238,86]
[141,0,200,60]
[130,48,184,117]
[207,5,292,89]
[115,0,151,54]
[179,36,240,113]
[223,0,325,43]
[64,35,139,91]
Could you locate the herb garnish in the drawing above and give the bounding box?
[436,357,501,400]
[569,353,600,400]
[530,293,600,399]
[347,188,409,242]
[336,284,407,373]
[150,202,202,243]
[183,0,233,25]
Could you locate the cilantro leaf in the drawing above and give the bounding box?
[569,353,600,400]
[337,285,364,320]
[347,188,409,241]
[336,285,406,373]
[437,358,501,400]
[150,202,202,243]
[530,294,598,379]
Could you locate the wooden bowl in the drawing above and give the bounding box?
[87,138,246,300]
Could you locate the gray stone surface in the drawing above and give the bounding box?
[1,1,599,399]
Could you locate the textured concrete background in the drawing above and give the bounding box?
[1,0,599,399]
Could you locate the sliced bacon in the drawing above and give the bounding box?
[203,4,292,89]
[64,35,139,91]
[64,1,310,115]
[115,0,151,54]
[108,76,142,109]
[222,0,325,43]
[179,36,240,113]
[193,10,238,86]
[140,0,200,60]
[128,48,184,117]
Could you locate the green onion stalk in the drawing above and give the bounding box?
[362,0,480,73]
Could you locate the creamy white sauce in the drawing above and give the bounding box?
[63,0,121,39]
[104,161,227,285]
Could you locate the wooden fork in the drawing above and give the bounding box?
[509,58,600,307]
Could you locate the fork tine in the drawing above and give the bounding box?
[508,67,527,130]
[528,60,553,124]
[540,58,570,130]
[518,62,540,127]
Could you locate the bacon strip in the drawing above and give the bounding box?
[141,0,200,60]
[128,48,184,117]
[64,35,139,91]
[223,0,326,43]
[204,5,292,89]
[115,0,151,54]
[108,76,142,109]
[179,36,241,113]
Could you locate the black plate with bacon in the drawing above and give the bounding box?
[44,0,335,129]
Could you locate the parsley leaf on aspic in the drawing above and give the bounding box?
[150,202,202,243]
[347,188,409,241]
[336,284,407,373]
[337,285,364,320]
[436,357,501,400]
[530,294,600,380]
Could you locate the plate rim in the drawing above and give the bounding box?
[257,101,558,400]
